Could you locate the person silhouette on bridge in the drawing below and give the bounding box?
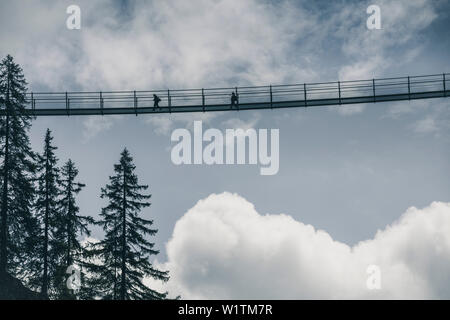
[231,91,239,109]
[153,94,161,110]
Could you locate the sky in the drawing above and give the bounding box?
[0,0,449,299]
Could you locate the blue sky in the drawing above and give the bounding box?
[1,0,449,298]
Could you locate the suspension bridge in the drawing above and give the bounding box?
[2,73,449,116]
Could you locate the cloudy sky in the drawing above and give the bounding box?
[1,0,449,299]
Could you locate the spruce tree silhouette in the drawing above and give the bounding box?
[0,55,38,283]
[34,129,60,299]
[88,148,169,300]
[55,159,93,299]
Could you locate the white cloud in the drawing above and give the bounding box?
[412,116,438,134]
[384,99,450,136]
[147,192,450,299]
[221,113,261,130]
[335,104,367,116]
[145,115,176,136]
[384,99,429,118]
[82,115,121,141]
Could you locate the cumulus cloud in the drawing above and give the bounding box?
[147,192,450,299]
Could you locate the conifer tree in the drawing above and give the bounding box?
[55,159,93,299]
[0,55,38,281]
[34,129,61,298]
[91,148,169,300]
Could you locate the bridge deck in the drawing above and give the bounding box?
[1,73,449,116]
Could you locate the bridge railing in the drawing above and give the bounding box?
[24,73,449,111]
